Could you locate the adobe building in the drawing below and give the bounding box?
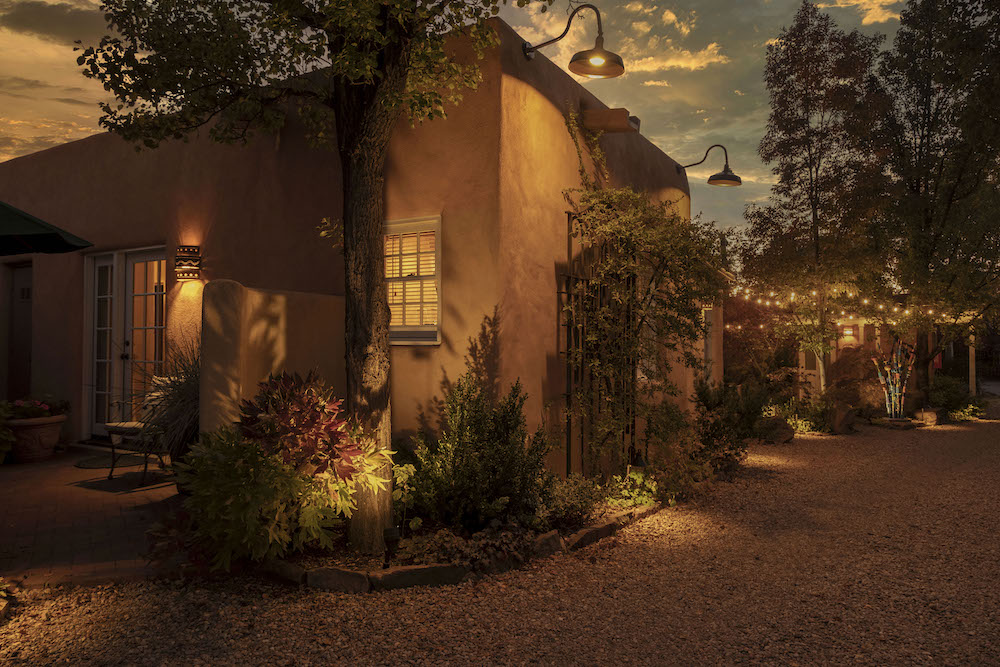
[0,19,724,475]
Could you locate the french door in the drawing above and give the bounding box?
[88,249,166,435]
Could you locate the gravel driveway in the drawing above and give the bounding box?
[3,417,999,665]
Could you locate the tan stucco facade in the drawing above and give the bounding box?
[0,20,721,474]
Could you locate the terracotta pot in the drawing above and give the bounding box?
[9,414,67,463]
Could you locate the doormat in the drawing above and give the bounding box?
[75,454,147,469]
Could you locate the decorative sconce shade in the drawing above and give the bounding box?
[523,4,625,80]
[569,36,625,79]
[677,144,742,187]
[175,245,202,280]
[707,164,742,186]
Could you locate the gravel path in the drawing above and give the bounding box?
[3,417,1000,665]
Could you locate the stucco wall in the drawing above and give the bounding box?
[200,279,347,432]
[0,115,342,441]
[381,31,505,442]
[493,20,696,473]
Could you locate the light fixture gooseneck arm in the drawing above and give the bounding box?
[676,144,730,173]
[523,4,604,59]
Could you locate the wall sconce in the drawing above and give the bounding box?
[522,4,625,79]
[175,245,202,280]
[676,144,742,186]
[843,326,855,337]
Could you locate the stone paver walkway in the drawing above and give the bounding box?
[0,447,178,587]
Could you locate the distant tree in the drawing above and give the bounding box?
[739,0,884,392]
[860,0,1000,392]
[77,0,547,553]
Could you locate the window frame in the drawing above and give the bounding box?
[384,216,442,346]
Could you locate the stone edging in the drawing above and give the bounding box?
[263,504,662,594]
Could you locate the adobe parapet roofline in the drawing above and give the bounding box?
[489,17,687,192]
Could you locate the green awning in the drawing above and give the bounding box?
[0,200,93,256]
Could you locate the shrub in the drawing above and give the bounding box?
[411,373,551,533]
[948,401,986,422]
[138,344,200,461]
[764,398,829,433]
[176,372,390,570]
[176,428,365,570]
[539,474,604,531]
[607,469,658,508]
[239,371,372,479]
[929,375,970,412]
[693,380,767,474]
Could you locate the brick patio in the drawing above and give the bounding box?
[0,446,179,587]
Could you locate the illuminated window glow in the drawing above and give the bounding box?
[385,217,441,344]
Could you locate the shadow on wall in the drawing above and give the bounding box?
[199,279,347,433]
[413,306,503,442]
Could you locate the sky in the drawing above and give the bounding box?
[0,0,902,230]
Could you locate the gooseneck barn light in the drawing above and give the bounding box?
[522,4,625,79]
[676,144,743,187]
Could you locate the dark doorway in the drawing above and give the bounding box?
[7,263,32,399]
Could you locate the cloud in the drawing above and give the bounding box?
[642,80,672,87]
[624,2,657,15]
[0,0,108,45]
[0,115,95,162]
[633,21,652,36]
[0,75,56,90]
[628,42,731,72]
[734,89,745,96]
[816,0,902,25]
[661,9,696,37]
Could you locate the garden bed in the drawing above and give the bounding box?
[262,504,661,593]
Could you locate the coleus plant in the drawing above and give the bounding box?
[239,371,367,479]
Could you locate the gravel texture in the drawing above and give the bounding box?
[2,415,999,665]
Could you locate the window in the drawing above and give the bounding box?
[384,217,441,344]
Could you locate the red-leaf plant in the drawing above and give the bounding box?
[238,372,363,479]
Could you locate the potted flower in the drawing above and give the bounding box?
[2,398,70,463]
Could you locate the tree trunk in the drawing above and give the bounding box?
[343,149,394,554]
[339,46,411,554]
[912,329,936,408]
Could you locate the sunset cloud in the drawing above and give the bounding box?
[628,42,731,72]
[661,9,696,37]
[624,2,657,16]
[0,0,107,45]
[817,0,902,25]
[642,80,672,88]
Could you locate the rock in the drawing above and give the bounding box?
[915,407,945,426]
[565,519,617,551]
[756,416,795,443]
[306,566,370,594]
[261,559,306,586]
[531,530,566,558]
[829,406,857,435]
[369,564,468,592]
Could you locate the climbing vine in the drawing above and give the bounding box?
[563,113,728,475]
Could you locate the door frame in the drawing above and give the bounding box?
[81,245,165,438]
